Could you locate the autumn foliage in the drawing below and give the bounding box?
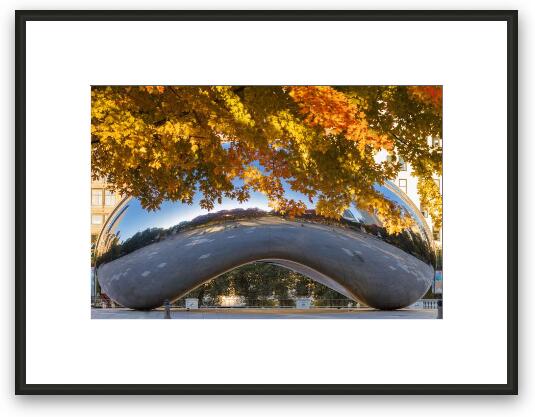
[289,86,394,152]
[407,86,443,113]
[91,85,442,233]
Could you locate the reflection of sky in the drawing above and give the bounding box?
[116,190,272,242]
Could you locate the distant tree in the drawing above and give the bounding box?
[435,248,443,270]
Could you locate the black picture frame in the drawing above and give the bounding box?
[15,10,518,395]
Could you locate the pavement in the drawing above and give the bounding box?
[91,307,439,319]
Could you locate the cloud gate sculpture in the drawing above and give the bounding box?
[95,182,436,310]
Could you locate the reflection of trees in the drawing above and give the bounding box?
[96,207,434,268]
[95,227,163,267]
[173,207,268,233]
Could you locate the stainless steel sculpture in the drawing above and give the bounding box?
[95,182,435,310]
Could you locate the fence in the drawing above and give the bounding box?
[92,297,441,309]
[421,299,440,309]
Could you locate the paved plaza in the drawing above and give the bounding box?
[91,307,438,319]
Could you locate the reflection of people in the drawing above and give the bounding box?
[433,271,443,294]
[163,299,171,319]
[100,292,111,308]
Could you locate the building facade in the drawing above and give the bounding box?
[91,178,122,301]
[91,178,121,248]
[395,165,442,249]
[393,139,443,250]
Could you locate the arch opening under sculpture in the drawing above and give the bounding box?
[168,258,358,308]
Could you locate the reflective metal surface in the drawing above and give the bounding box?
[95,182,435,310]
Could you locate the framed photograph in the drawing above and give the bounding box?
[15,10,517,394]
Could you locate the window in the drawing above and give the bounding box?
[398,179,407,193]
[91,214,103,225]
[91,189,102,206]
[399,157,407,171]
[105,190,115,206]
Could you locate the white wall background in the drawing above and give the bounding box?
[1,0,532,416]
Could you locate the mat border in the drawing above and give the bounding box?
[14,9,518,395]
